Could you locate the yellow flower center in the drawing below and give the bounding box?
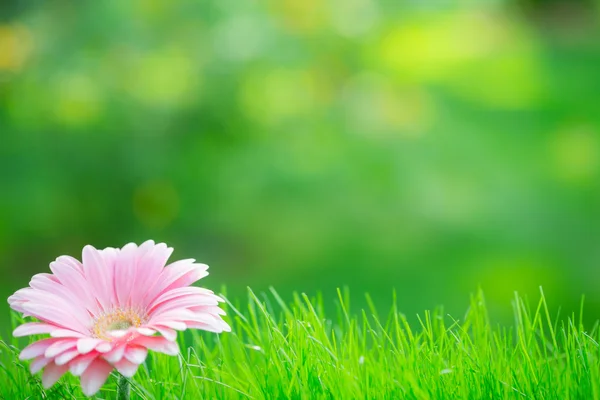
[92,308,147,340]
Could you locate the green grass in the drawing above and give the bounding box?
[1,287,599,399]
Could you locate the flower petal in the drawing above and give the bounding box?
[134,336,179,355]
[42,362,69,388]
[82,245,114,311]
[13,322,59,337]
[142,259,200,306]
[45,340,77,358]
[96,342,113,353]
[21,298,89,333]
[114,358,139,377]
[149,293,219,318]
[147,286,218,310]
[50,329,86,338]
[19,338,62,360]
[80,358,113,396]
[49,260,99,316]
[135,327,156,336]
[77,338,103,355]
[115,243,138,307]
[30,356,51,374]
[69,352,99,376]
[103,344,126,363]
[152,320,187,331]
[124,345,148,364]
[55,349,80,366]
[129,243,173,306]
[152,326,178,341]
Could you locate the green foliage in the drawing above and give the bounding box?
[2,1,600,333]
[1,288,599,399]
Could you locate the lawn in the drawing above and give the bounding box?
[1,288,598,399]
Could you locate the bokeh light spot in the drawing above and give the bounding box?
[329,0,380,38]
[550,126,599,184]
[125,49,199,108]
[341,72,435,137]
[240,69,319,125]
[0,24,33,72]
[378,11,543,108]
[52,73,104,126]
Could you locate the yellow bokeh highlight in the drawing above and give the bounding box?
[378,11,543,108]
[0,24,33,72]
[268,0,327,34]
[125,48,199,107]
[342,72,435,137]
[240,68,320,126]
[52,73,104,126]
[550,126,599,184]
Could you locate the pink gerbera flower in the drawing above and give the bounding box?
[7,241,230,396]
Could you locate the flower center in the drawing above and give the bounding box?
[92,308,146,340]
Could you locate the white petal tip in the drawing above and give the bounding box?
[96,343,112,353]
[108,330,128,338]
[136,328,156,336]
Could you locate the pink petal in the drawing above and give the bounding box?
[55,255,84,273]
[30,356,51,374]
[21,302,88,334]
[96,342,113,353]
[69,352,99,376]
[80,358,114,396]
[124,345,148,364]
[82,245,114,311]
[134,336,179,355]
[55,349,80,366]
[15,286,91,326]
[164,263,209,292]
[114,358,139,377]
[151,320,186,331]
[28,273,59,291]
[13,322,60,337]
[50,260,99,316]
[50,329,86,338]
[141,259,198,306]
[189,305,227,316]
[137,240,155,258]
[148,286,217,309]
[152,326,178,341]
[135,327,156,336]
[114,243,138,307]
[20,338,62,360]
[45,340,77,358]
[184,312,231,332]
[129,243,173,306]
[185,321,231,333]
[149,308,196,324]
[149,293,219,317]
[77,338,103,354]
[42,362,69,388]
[7,295,27,313]
[103,344,126,363]
[28,274,89,315]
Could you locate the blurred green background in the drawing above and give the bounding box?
[1,0,599,334]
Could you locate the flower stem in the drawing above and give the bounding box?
[116,373,130,400]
